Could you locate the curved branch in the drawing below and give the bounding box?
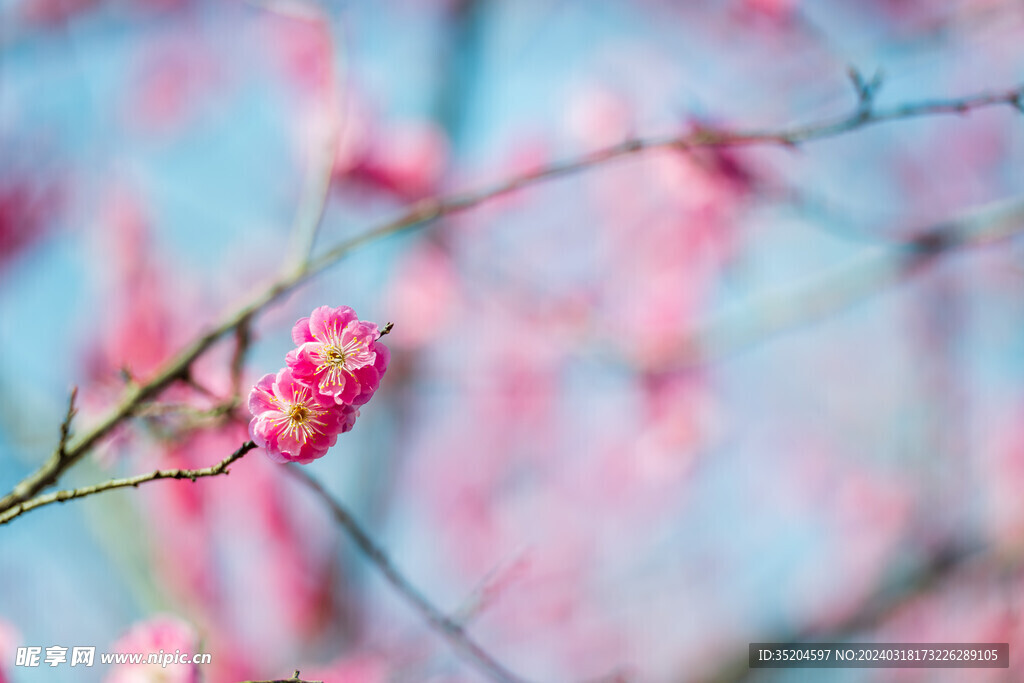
[0,441,256,526]
[2,79,1021,517]
[658,197,1024,370]
[286,466,533,683]
[707,539,987,683]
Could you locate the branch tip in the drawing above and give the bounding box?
[57,387,79,459]
[868,68,884,93]
[846,66,866,94]
[846,66,883,117]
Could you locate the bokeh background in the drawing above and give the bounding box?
[2,0,1024,681]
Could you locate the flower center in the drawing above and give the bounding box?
[324,345,346,367]
[272,394,328,447]
[311,325,376,393]
[288,403,312,424]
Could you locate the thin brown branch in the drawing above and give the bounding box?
[0,441,256,526]
[134,400,238,422]
[2,79,1021,518]
[286,466,533,683]
[57,386,79,460]
[302,80,1024,282]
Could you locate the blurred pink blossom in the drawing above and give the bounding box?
[105,616,200,683]
[19,0,97,27]
[0,619,19,683]
[0,174,61,270]
[348,120,450,200]
[122,36,223,134]
[982,409,1024,545]
[85,187,192,381]
[259,8,335,94]
[564,84,634,148]
[139,425,340,681]
[386,244,460,349]
[294,90,449,201]
[738,0,800,22]
[301,654,390,683]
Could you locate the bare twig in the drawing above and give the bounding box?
[0,441,256,526]
[134,400,239,422]
[286,466,533,683]
[2,79,1021,518]
[57,387,79,460]
[450,553,524,627]
[846,65,884,119]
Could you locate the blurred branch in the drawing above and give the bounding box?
[846,66,884,119]
[230,313,254,404]
[708,539,987,683]
[661,197,1024,369]
[450,552,526,627]
[279,2,344,271]
[2,77,1021,519]
[0,441,256,526]
[286,466,534,683]
[134,399,239,423]
[395,549,630,683]
[301,80,1024,280]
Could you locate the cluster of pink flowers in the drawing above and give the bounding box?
[248,306,390,464]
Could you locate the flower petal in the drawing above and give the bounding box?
[287,343,321,383]
[291,316,314,346]
[350,365,380,406]
[247,373,279,417]
[271,367,303,404]
[373,341,391,374]
[309,305,357,343]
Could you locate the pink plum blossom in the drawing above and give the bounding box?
[248,367,358,464]
[105,615,200,683]
[0,619,19,683]
[287,305,390,406]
